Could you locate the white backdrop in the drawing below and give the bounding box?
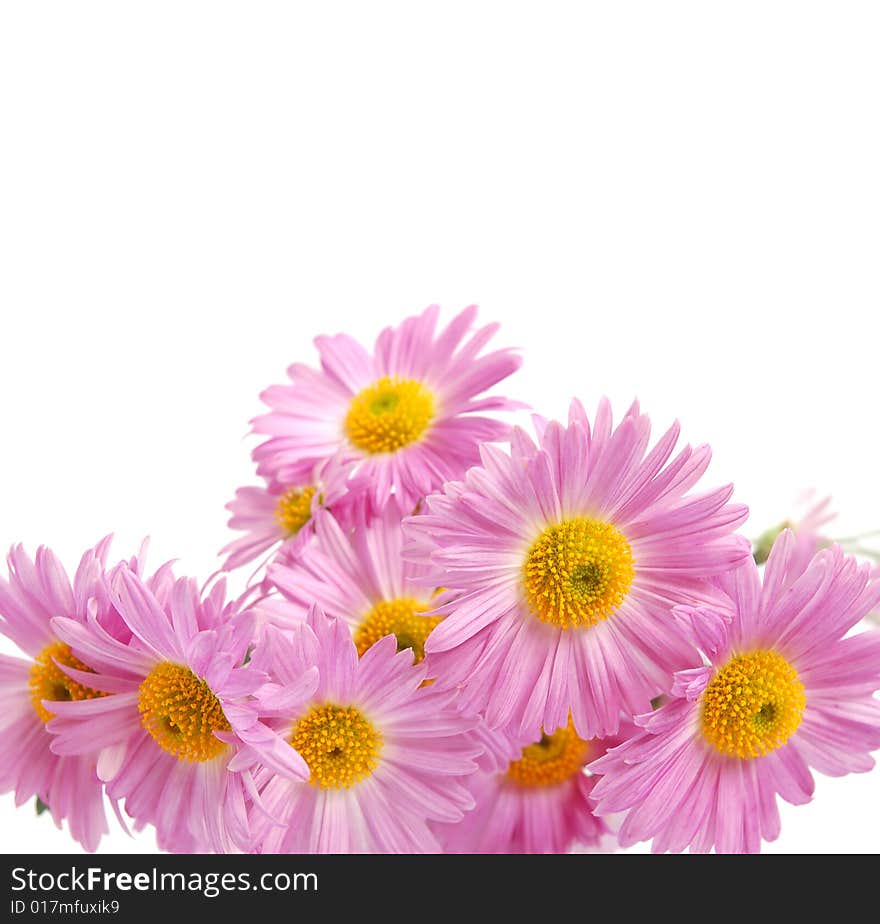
[1,2,878,854]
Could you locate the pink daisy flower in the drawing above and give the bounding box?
[753,490,836,572]
[220,455,355,572]
[47,567,306,853]
[243,607,481,853]
[405,398,750,741]
[438,718,624,854]
[268,502,443,664]
[0,537,165,851]
[251,304,522,515]
[589,531,880,853]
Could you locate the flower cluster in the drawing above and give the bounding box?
[2,305,879,854]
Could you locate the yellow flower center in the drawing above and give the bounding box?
[275,485,317,536]
[291,704,382,789]
[354,597,443,664]
[29,641,106,723]
[701,650,806,759]
[138,662,231,762]
[522,517,635,629]
[506,720,590,787]
[344,376,435,454]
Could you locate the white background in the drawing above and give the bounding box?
[1,3,878,854]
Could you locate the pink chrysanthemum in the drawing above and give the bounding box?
[220,455,355,572]
[0,538,161,851]
[438,719,625,854]
[753,490,836,573]
[405,398,750,740]
[251,304,522,515]
[47,567,305,853]
[242,607,480,853]
[268,502,443,664]
[589,531,880,853]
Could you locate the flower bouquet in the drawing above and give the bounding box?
[3,305,878,854]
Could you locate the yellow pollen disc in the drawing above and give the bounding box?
[506,720,590,787]
[354,597,443,664]
[275,485,317,536]
[291,704,382,790]
[29,641,106,723]
[522,517,635,629]
[138,662,231,762]
[701,650,806,759]
[344,376,435,454]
